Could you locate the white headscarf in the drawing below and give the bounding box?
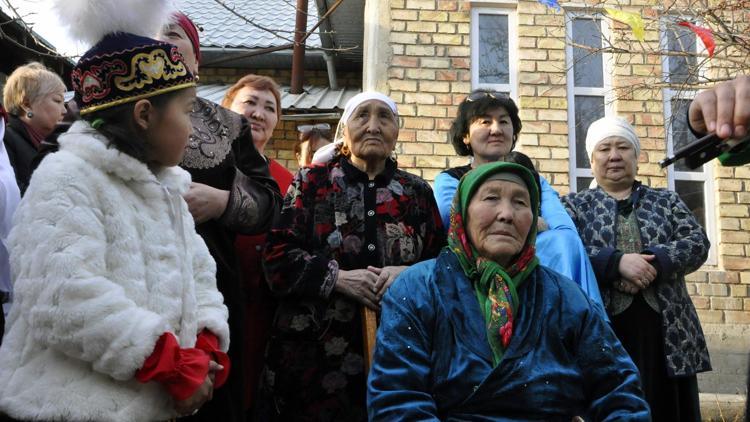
[312,92,398,164]
[585,116,640,160]
[0,115,21,315]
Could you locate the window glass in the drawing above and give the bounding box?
[669,98,702,172]
[478,14,510,85]
[573,18,604,88]
[667,26,698,84]
[574,95,606,168]
[577,177,595,192]
[675,180,706,229]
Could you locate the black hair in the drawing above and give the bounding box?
[81,89,184,163]
[503,151,542,205]
[449,89,522,156]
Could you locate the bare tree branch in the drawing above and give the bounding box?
[210,0,356,53]
[1,0,76,60]
[565,0,749,102]
[212,0,298,42]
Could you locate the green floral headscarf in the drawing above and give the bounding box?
[447,162,540,366]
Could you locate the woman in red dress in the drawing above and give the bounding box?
[223,75,293,414]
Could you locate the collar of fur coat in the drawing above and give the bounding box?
[59,120,191,195]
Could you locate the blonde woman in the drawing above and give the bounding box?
[2,62,66,194]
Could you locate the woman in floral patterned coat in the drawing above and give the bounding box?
[259,92,445,421]
[562,116,710,421]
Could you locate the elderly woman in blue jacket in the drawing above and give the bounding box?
[368,161,649,421]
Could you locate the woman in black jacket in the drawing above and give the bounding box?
[2,62,66,195]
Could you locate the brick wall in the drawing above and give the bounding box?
[381,0,749,396]
[387,1,472,181]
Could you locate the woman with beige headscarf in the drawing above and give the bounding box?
[562,116,710,421]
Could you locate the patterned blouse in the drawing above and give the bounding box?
[260,156,444,420]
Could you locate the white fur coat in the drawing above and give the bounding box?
[0,121,229,422]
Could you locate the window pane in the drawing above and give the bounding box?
[574,95,606,168]
[572,18,603,88]
[667,26,697,84]
[675,180,706,229]
[478,14,509,85]
[670,98,702,172]
[577,177,595,192]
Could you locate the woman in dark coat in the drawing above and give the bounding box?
[2,62,66,195]
[259,92,445,421]
[562,116,710,421]
[158,13,281,422]
[223,74,294,412]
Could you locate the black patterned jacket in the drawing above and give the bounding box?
[562,182,711,377]
[179,97,281,420]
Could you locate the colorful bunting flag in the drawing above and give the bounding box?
[605,8,645,42]
[678,21,716,58]
[537,0,561,12]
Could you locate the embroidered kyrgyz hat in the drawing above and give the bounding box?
[56,0,195,115]
[72,34,195,115]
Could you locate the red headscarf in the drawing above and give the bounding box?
[172,12,201,63]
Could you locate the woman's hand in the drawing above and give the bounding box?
[334,269,381,311]
[614,279,640,295]
[369,265,408,300]
[618,253,657,289]
[689,75,750,139]
[183,183,230,224]
[173,360,223,416]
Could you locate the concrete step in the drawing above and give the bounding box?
[699,393,746,421]
[697,324,749,395]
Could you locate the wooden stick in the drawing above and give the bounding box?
[361,306,378,373]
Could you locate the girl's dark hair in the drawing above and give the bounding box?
[449,90,522,156]
[503,151,542,204]
[81,90,183,163]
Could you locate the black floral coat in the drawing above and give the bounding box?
[261,156,445,420]
[562,182,711,377]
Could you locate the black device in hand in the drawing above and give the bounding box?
[660,132,750,169]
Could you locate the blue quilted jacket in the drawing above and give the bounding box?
[368,250,650,421]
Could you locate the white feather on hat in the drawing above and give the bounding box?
[54,0,176,44]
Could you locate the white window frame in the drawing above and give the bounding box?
[660,18,717,264]
[565,12,614,192]
[470,7,518,101]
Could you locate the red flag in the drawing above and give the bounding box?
[678,21,716,58]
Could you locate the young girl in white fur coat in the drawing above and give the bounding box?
[0,2,230,421]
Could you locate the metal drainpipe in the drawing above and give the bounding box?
[323,51,339,90]
[290,0,308,95]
